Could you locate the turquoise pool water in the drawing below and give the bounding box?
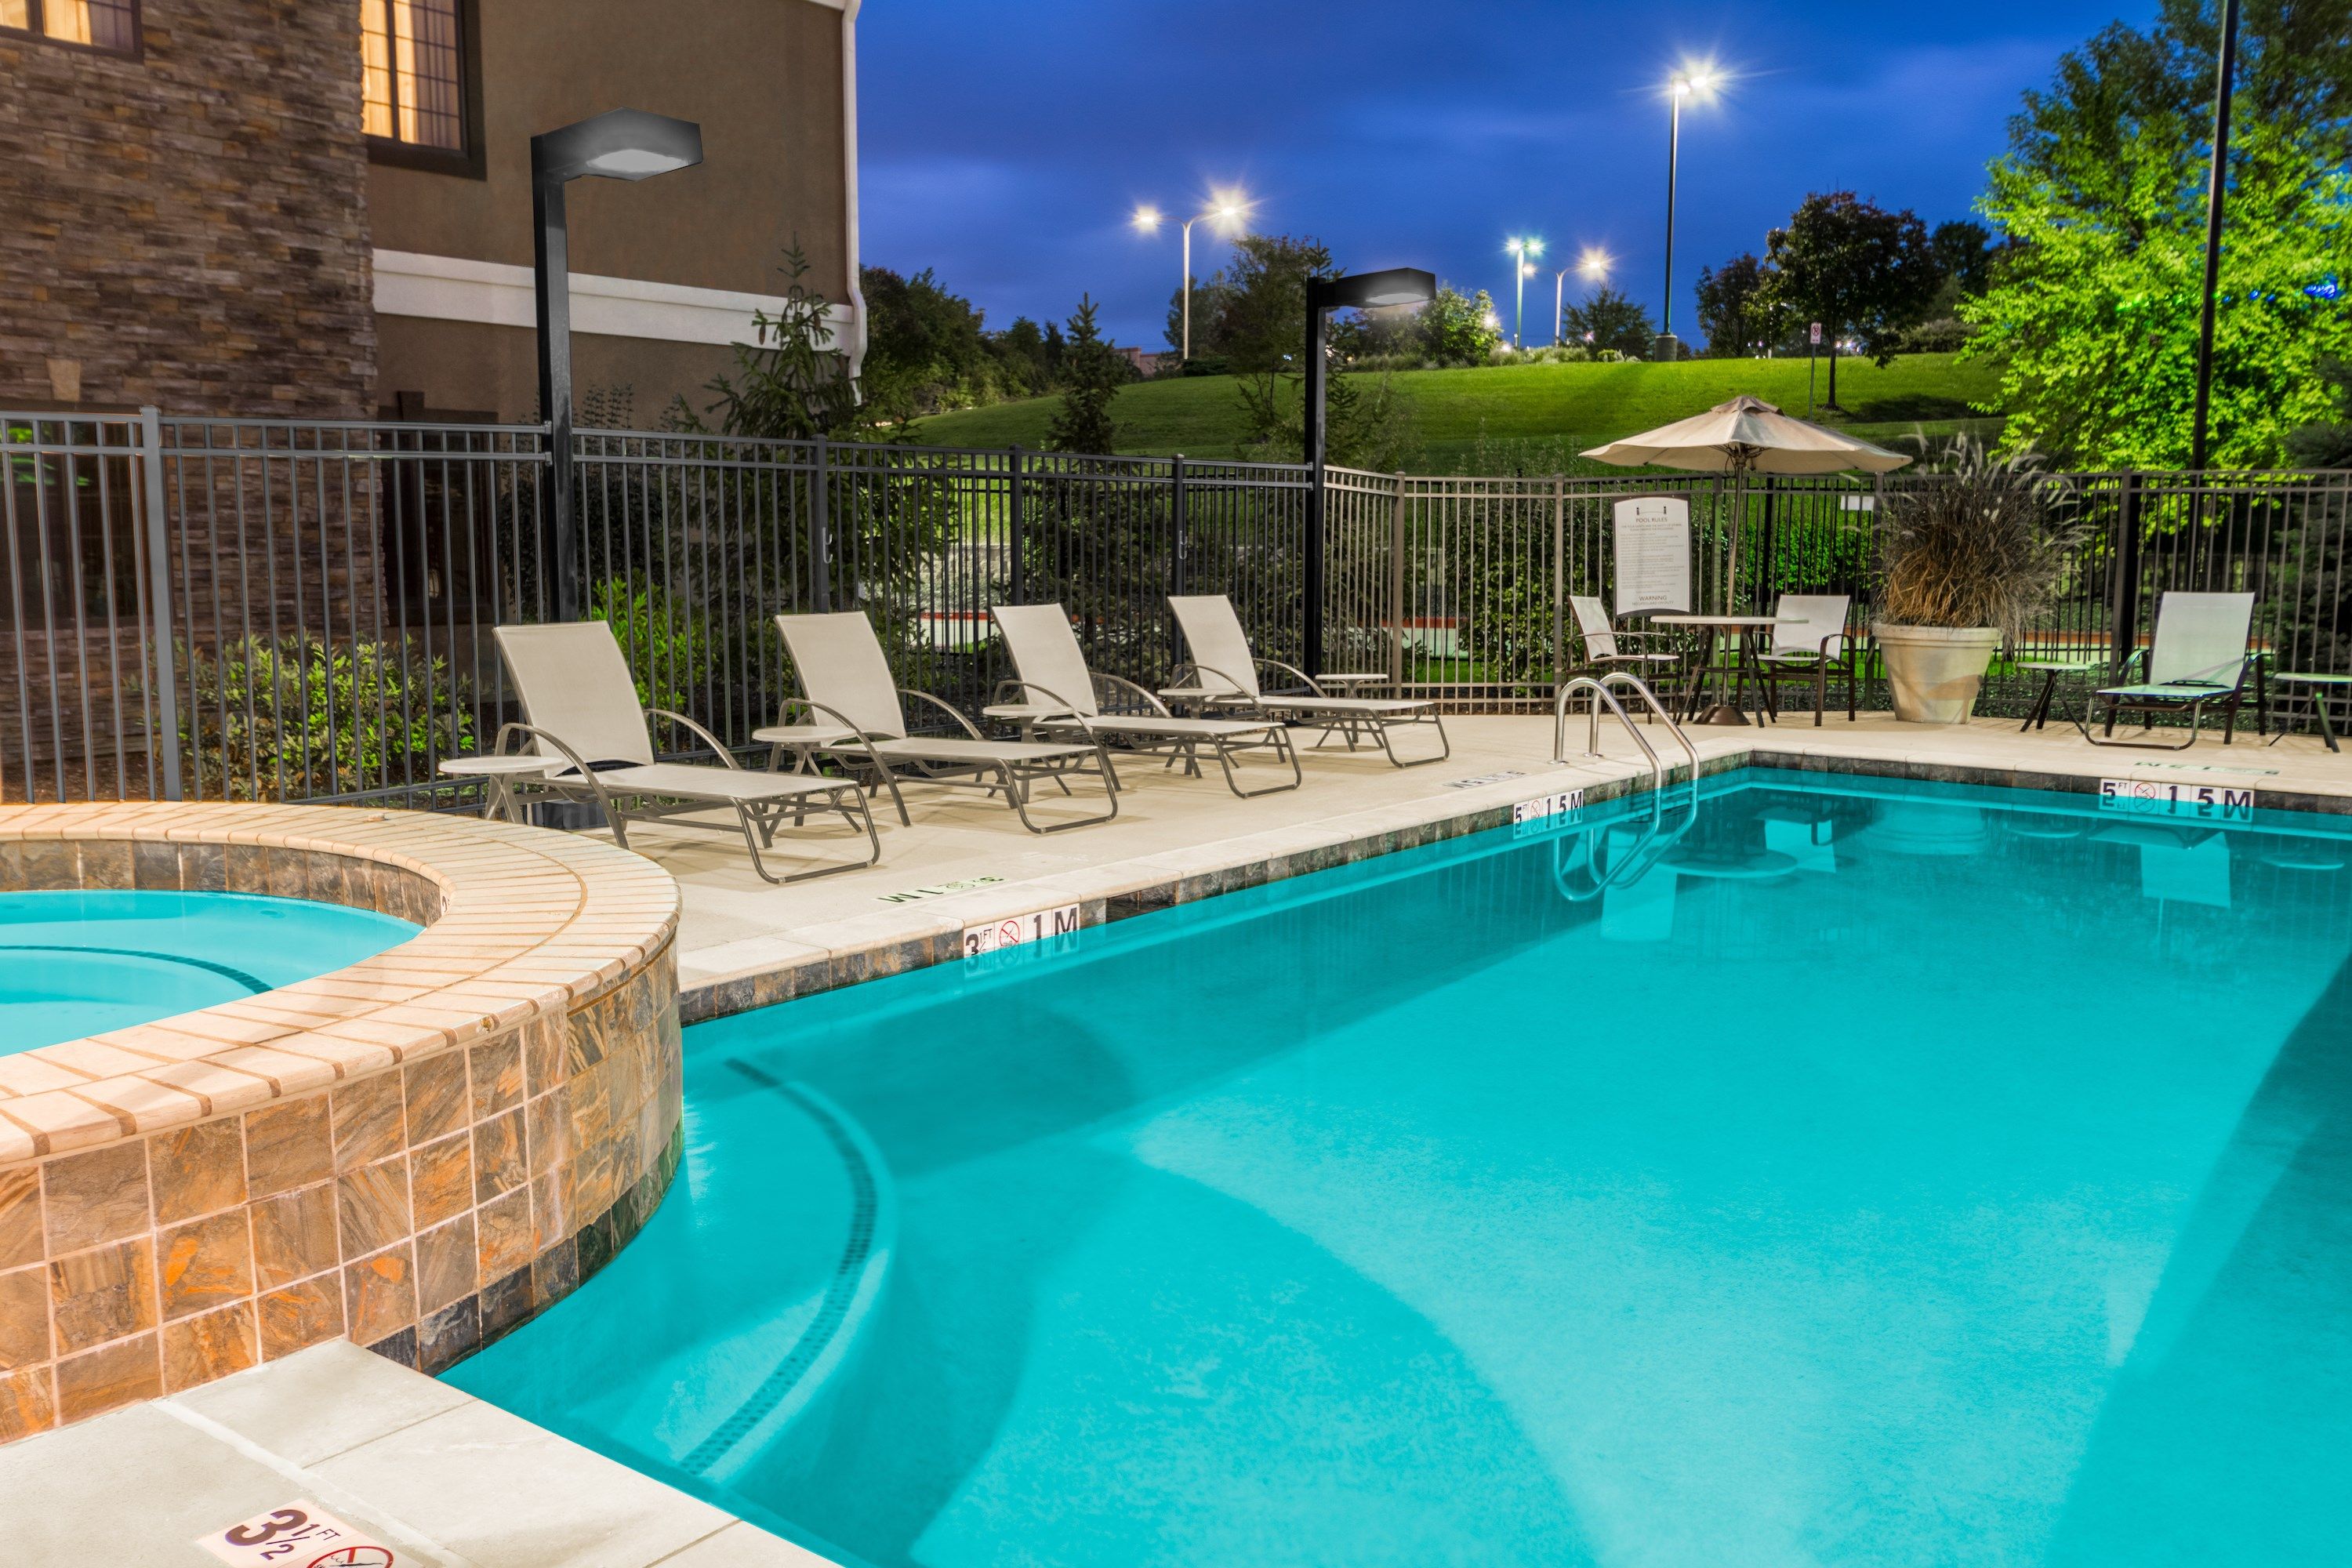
[451,771,2352,1567]
[0,890,418,1054]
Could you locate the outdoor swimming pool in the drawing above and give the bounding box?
[0,890,419,1054]
[451,769,2352,1568]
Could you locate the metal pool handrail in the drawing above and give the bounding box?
[1552,673,1699,785]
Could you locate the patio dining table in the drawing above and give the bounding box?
[1652,615,1798,727]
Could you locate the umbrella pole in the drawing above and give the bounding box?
[1693,456,1759,727]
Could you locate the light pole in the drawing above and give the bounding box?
[1659,65,1719,361]
[1563,246,1610,347]
[533,108,702,622]
[1504,237,1543,349]
[1303,267,1436,674]
[1134,191,1249,363]
[2190,0,2241,470]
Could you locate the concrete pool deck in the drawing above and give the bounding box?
[0,1341,831,1566]
[648,712,2352,1018]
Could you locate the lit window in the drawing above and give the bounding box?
[0,0,140,54]
[361,0,465,154]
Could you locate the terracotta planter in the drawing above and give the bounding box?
[1872,623,2002,724]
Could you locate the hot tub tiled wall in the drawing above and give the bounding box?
[0,804,681,1442]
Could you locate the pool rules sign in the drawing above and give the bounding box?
[198,1501,397,1566]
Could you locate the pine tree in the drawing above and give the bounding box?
[1047,295,1124,456]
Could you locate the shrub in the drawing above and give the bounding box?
[180,636,474,800]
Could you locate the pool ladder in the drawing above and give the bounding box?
[1549,673,1701,903]
[1552,673,1698,789]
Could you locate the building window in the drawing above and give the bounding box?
[0,0,141,55]
[363,0,466,154]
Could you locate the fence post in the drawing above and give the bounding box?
[1549,473,1566,687]
[1170,452,1188,597]
[1388,473,1409,688]
[136,407,184,801]
[1007,445,1025,606]
[808,436,831,612]
[2111,470,2142,676]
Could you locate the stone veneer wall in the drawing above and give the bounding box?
[0,814,681,1443]
[0,2,376,416]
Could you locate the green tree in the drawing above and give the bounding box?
[1047,295,1127,454]
[1759,191,1940,408]
[2285,358,2352,467]
[1966,0,2352,466]
[680,244,876,440]
[859,265,1014,416]
[1695,254,1769,356]
[1420,285,1504,365]
[1929,220,2001,297]
[1560,286,1657,358]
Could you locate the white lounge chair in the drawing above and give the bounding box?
[1755,593,1861,726]
[986,603,1301,797]
[1164,593,1450,767]
[2083,591,2258,750]
[772,611,1120,833]
[491,622,880,883]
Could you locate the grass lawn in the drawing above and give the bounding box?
[911,353,2005,474]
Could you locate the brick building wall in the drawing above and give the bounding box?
[0,2,377,417]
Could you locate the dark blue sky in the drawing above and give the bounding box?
[856,0,2160,352]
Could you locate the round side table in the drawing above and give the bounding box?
[2269,672,2350,753]
[437,753,557,822]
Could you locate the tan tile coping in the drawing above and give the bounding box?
[0,803,684,1441]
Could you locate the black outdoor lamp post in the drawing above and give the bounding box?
[532,108,704,621]
[1301,267,1436,677]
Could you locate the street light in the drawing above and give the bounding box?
[1556,246,1611,347]
[533,108,703,622]
[1659,64,1720,361]
[1302,267,1437,675]
[1504,236,1544,349]
[1134,189,1250,362]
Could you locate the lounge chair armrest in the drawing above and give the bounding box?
[1093,670,1174,717]
[1167,662,1253,702]
[789,697,897,781]
[491,722,619,818]
[898,686,986,740]
[647,708,742,770]
[1254,656,1327,697]
[995,682,1104,740]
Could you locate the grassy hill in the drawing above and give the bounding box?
[912,352,2003,473]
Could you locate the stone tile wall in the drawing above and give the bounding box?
[0,808,681,1442]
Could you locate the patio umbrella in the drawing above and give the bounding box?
[1579,394,1913,476]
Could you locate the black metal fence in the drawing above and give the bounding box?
[5,407,2348,807]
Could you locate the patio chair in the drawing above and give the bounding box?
[988,603,1301,797]
[1567,594,1682,709]
[1164,594,1450,767]
[773,611,1120,833]
[1755,593,1861,726]
[2082,591,2257,750]
[491,622,881,884]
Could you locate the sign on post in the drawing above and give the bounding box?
[1809,321,1823,344]
[1611,496,1691,617]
